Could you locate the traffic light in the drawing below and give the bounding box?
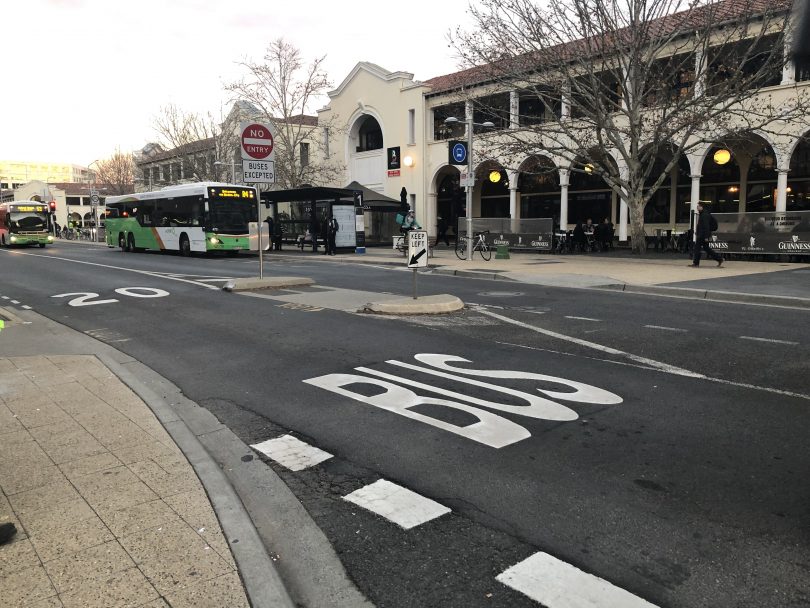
[49,201,56,213]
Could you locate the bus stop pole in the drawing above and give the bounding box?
[257,188,264,279]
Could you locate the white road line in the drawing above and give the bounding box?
[0,296,8,300]
[478,308,810,401]
[565,315,601,322]
[0,250,220,290]
[21,305,31,310]
[251,434,333,471]
[740,336,799,345]
[343,479,451,530]
[497,552,659,608]
[644,325,687,332]
[10,300,20,304]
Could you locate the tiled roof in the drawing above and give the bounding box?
[139,137,216,164]
[424,0,791,95]
[47,182,103,195]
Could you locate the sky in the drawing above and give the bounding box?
[2,0,476,167]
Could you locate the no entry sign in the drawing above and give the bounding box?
[240,122,275,161]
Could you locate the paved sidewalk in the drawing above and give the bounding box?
[0,355,250,608]
[259,245,810,304]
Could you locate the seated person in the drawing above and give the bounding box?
[400,210,422,233]
[572,221,586,251]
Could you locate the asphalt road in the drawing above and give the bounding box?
[3,242,809,608]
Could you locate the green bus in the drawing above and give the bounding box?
[0,201,54,247]
[105,183,258,255]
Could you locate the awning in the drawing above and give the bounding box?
[345,181,402,211]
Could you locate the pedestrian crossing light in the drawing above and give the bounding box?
[49,201,56,213]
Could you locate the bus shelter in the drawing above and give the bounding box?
[260,187,361,251]
[344,181,403,246]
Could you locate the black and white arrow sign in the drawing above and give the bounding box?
[407,230,429,268]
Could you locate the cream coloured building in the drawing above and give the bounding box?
[318,2,810,247]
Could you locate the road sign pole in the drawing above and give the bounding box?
[413,268,418,300]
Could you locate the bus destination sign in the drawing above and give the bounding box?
[11,204,47,213]
[209,188,256,200]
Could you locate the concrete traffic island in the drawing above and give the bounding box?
[222,277,315,292]
[361,293,464,315]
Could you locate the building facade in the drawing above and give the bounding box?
[318,1,810,245]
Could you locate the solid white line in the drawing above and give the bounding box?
[740,336,799,345]
[478,308,810,401]
[644,325,687,333]
[497,552,659,608]
[565,315,601,322]
[0,249,220,290]
[343,479,451,530]
[480,308,701,377]
[251,434,333,471]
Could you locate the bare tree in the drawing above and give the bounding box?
[226,38,344,189]
[150,104,239,182]
[452,0,806,252]
[93,149,135,195]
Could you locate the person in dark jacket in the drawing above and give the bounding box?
[691,203,723,267]
[327,216,338,255]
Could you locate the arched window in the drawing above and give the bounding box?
[357,116,383,152]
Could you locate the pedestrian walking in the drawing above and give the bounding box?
[437,216,449,246]
[690,202,724,267]
[265,216,274,252]
[327,216,339,255]
[311,219,320,253]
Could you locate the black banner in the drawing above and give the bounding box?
[713,211,810,255]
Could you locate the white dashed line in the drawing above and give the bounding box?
[740,336,798,345]
[251,434,333,471]
[343,479,451,530]
[644,325,687,332]
[10,300,19,304]
[1,296,8,300]
[565,315,601,322]
[21,305,31,310]
[497,552,659,608]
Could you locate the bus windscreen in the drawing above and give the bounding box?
[207,187,257,233]
[10,211,48,232]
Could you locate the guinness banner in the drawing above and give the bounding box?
[458,218,553,251]
[713,211,810,255]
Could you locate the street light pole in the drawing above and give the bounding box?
[214,160,236,184]
[445,116,494,261]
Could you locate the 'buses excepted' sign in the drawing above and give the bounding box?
[242,160,275,184]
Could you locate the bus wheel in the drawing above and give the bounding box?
[39,243,46,248]
[179,235,191,257]
[127,234,136,252]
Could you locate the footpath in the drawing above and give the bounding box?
[264,243,810,309]
[2,240,806,608]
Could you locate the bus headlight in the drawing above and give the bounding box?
[47,235,54,242]
[209,237,219,244]
[10,236,17,243]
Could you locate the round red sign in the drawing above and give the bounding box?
[241,123,274,160]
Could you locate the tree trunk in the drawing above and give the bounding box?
[628,199,647,254]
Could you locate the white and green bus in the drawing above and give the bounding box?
[105,183,258,255]
[0,201,54,247]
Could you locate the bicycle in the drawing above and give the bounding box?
[455,230,491,261]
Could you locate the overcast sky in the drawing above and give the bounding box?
[2,0,475,167]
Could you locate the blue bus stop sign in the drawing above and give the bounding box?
[449,140,468,165]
